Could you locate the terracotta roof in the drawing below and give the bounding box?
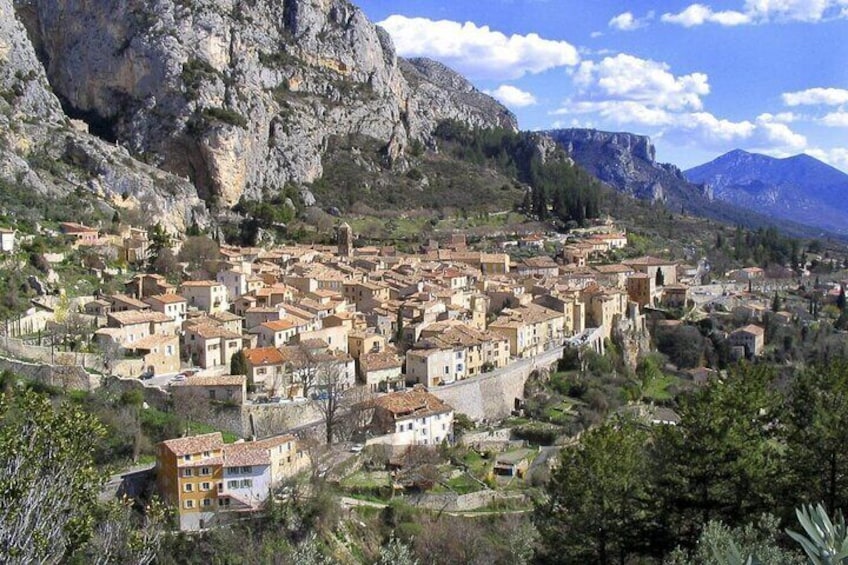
[211,311,243,323]
[161,432,223,457]
[360,351,403,372]
[188,324,243,340]
[734,324,765,336]
[261,319,296,331]
[125,334,177,350]
[60,222,97,234]
[623,256,676,267]
[244,346,285,366]
[373,388,452,420]
[108,310,172,326]
[146,293,187,304]
[593,264,633,274]
[223,443,271,466]
[109,293,150,309]
[223,435,296,467]
[181,280,222,288]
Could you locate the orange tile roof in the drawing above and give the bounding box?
[243,347,285,366]
[373,388,452,419]
[161,432,223,457]
[181,280,221,288]
[188,324,243,340]
[108,310,172,326]
[261,319,296,331]
[146,293,187,304]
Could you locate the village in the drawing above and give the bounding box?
[0,217,825,532]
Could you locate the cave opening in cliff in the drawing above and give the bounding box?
[55,93,119,144]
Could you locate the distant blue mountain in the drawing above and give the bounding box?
[685,149,848,234]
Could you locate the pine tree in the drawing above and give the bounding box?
[771,292,781,313]
[839,287,847,312]
[655,267,665,287]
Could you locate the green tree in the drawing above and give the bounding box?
[534,420,653,564]
[0,389,105,562]
[656,267,665,287]
[772,291,782,313]
[838,287,846,312]
[650,366,783,551]
[146,223,172,271]
[177,235,220,271]
[230,350,247,376]
[783,362,848,515]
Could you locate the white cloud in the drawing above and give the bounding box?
[661,0,848,26]
[807,147,848,170]
[661,4,751,26]
[573,54,709,111]
[609,12,641,30]
[820,111,848,127]
[377,15,579,80]
[753,114,808,149]
[757,112,798,123]
[485,85,538,107]
[782,87,848,106]
[552,101,805,153]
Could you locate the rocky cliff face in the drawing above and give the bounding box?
[13,0,515,209]
[545,128,690,202]
[0,0,206,231]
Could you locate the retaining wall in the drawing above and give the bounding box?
[0,355,98,391]
[431,346,563,422]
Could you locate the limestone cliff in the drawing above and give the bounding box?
[545,128,689,203]
[13,0,516,208]
[0,0,206,231]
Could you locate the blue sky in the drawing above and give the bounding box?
[356,0,848,172]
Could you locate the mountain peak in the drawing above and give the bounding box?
[684,149,848,233]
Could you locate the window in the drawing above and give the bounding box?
[183,454,191,462]
[182,468,193,477]
[184,483,193,492]
[202,451,210,458]
[201,482,211,491]
[240,479,253,488]
[407,423,413,431]
[240,466,251,474]
[202,498,212,507]
[209,390,216,400]
[218,497,230,507]
[184,500,194,509]
[456,351,462,359]
[227,480,239,489]
[217,482,223,491]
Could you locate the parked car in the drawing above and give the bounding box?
[170,374,187,382]
[349,443,364,453]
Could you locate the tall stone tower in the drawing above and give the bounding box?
[337,222,353,257]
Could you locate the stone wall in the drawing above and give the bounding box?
[244,402,323,439]
[0,336,103,371]
[431,346,564,422]
[0,355,98,391]
[404,490,526,512]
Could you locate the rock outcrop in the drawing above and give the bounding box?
[0,0,207,231]
[13,0,515,208]
[545,129,689,202]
